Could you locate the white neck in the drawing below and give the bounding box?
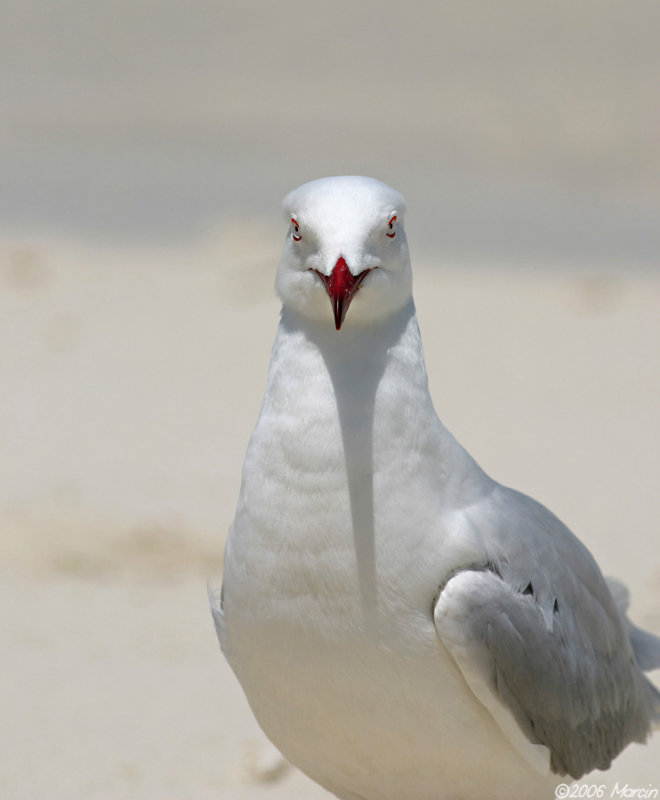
[270,300,430,438]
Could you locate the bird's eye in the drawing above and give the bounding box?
[291,218,302,242]
[386,215,397,238]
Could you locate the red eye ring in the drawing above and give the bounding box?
[386,215,397,238]
[291,217,302,241]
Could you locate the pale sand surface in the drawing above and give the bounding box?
[1,233,659,798]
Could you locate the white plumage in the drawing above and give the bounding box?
[212,176,659,800]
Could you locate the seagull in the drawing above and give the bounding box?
[211,176,660,800]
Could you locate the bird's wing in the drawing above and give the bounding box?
[433,486,659,779]
[606,576,660,672]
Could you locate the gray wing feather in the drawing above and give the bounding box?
[434,485,659,779]
[606,576,660,674]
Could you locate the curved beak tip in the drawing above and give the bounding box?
[333,297,346,330]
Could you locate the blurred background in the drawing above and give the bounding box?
[2,0,660,262]
[1,2,659,798]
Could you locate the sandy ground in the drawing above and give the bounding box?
[1,230,659,799]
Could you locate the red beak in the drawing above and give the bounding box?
[310,257,371,330]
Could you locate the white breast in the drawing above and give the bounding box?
[220,308,553,799]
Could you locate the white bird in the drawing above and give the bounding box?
[212,176,660,800]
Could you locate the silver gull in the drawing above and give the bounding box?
[212,176,660,800]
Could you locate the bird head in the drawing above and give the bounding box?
[276,176,412,331]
